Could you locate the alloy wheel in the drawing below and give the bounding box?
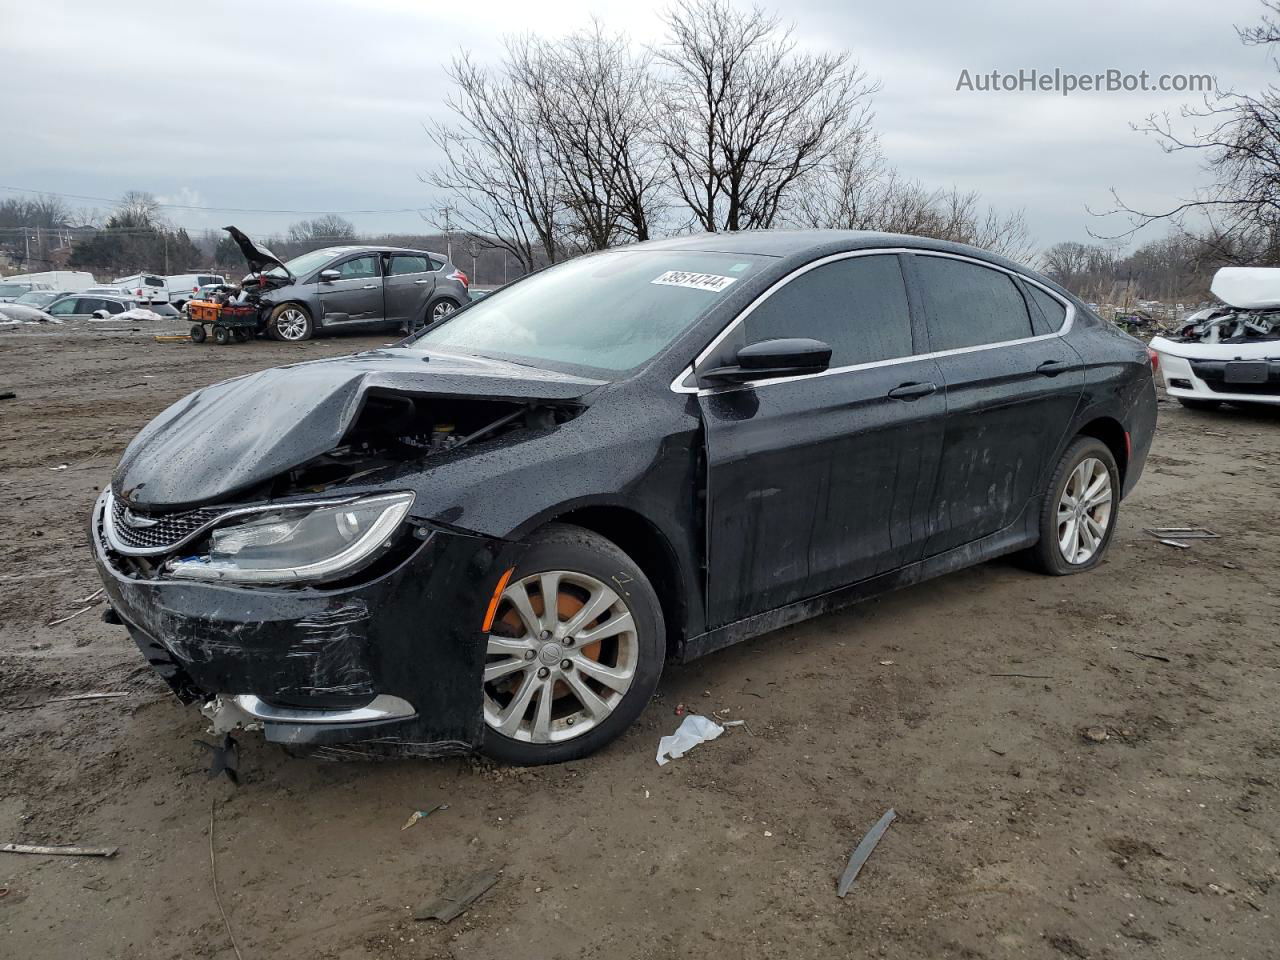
[431,300,457,321]
[276,308,309,341]
[482,570,639,744]
[1056,456,1113,565]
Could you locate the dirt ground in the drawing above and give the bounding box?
[1,318,1277,960]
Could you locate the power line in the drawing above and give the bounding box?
[0,184,428,216]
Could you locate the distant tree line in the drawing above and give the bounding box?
[1039,235,1235,309]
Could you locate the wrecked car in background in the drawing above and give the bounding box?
[214,226,470,341]
[93,231,1156,765]
[1150,267,1280,409]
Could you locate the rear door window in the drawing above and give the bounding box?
[743,254,914,366]
[388,255,430,276]
[47,297,80,316]
[914,256,1034,350]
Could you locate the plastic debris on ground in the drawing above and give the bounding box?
[93,308,164,322]
[656,714,725,765]
[415,869,502,922]
[837,809,896,897]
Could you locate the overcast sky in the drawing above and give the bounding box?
[4,0,1276,251]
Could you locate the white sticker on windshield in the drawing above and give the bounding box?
[651,270,737,293]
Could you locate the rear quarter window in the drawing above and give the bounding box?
[1026,284,1069,331]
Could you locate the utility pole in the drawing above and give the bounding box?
[440,205,453,262]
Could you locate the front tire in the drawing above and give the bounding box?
[1027,436,1120,576]
[269,304,313,342]
[480,524,665,765]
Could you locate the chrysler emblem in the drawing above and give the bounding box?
[122,508,160,529]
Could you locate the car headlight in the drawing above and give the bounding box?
[168,492,415,584]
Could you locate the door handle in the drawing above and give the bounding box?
[1036,359,1067,377]
[887,381,937,401]
[361,284,378,290]
[413,279,431,285]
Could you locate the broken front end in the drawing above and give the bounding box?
[92,352,598,754]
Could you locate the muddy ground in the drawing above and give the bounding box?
[1,318,1277,960]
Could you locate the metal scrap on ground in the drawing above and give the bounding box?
[1145,527,1220,546]
[46,692,130,704]
[837,809,896,897]
[2,843,118,858]
[415,869,502,922]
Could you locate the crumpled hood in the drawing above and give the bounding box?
[113,349,605,510]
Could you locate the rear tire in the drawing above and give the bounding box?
[1178,398,1221,411]
[1027,436,1120,576]
[480,524,665,766]
[427,297,460,325]
[212,325,230,345]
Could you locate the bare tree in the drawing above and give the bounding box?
[509,23,667,249]
[1093,1,1280,261]
[119,190,162,228]
[791,142,1036,261]
[652,0,877,232]
[287,214,357,244]
[425,51,564,272]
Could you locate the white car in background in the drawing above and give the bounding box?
[166,272,226,310]
[111,273,170,303]
[1150,267,1280,409]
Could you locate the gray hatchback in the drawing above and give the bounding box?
[224,226,471,341]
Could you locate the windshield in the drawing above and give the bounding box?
[15,291,57,306]
[267,248,344,279]
[411,250,768,373]
[0,283,30,297]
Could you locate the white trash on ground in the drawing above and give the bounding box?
[101,308,165,322]
[656,714,725,765]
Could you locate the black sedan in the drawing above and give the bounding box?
[92,231,1157,765]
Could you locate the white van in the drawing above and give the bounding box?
[3,270,96,292]
[165,272,226,309]
[111,273,170,304]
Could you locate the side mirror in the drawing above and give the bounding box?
[318,269,340,283]
[702,338,832,383]
[92,309,111,320]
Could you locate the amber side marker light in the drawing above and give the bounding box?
[482,567,515,632]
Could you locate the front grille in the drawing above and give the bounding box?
[108,495,228,553]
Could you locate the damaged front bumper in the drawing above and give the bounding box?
[1150,335,1280,405]
[91,493,518,754]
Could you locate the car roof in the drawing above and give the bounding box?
[626,228,1068,296]
[313,245,445,258]
[631,228,1019,263]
